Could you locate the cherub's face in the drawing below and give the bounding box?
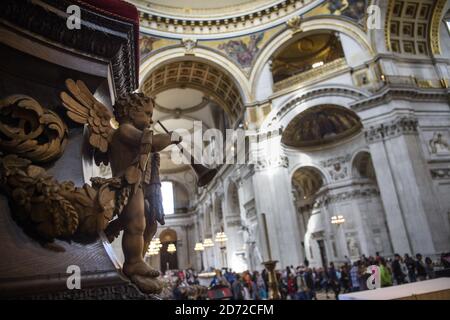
[131,101,153,130]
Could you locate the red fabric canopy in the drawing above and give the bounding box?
[73,0,140,85]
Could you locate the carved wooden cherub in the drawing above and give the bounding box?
[60,79,178,293]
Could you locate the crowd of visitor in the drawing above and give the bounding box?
[163,252,450,300]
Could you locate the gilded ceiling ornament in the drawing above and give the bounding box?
[286,16,303,34]
[182,38,197,55]
[430,0,446,55]
[0,95,68,163]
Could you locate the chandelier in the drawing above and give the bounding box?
[146,236,163,256]
[167,243,177,254]
[215,231,228,243]
[331,215,345,225]
[194,242,204,251]
[202,238,214,248]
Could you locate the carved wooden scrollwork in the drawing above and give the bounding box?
[0,95,68,163]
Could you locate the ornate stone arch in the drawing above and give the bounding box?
[226,180,241,216]
[351,150,377,181]
[250,17,374,98]
[139,47,252,106]
[290,162,330,187]
[261,85,369,130]
[159,228,178,243]
[290,165,328,200]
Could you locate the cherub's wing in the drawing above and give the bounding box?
[60,79,115,158]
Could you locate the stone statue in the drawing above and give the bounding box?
[0,79,179,294]
[429,132,449,154]
[347,237,361,259]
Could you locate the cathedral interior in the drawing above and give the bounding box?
[1,0,450,300]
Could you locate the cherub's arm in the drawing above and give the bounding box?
[117,123,145,147]
[152,133,181,152]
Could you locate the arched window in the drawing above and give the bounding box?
[161,181,174,215]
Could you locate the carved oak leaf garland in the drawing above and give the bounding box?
[0,95,68,163]
[0,154,122,249]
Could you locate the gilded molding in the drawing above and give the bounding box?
[273,58,348,92]
[137,0,312,37]
[430,0,447,55]
[384,0,395,52]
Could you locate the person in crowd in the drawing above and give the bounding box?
[404,254,417,282]
[231,273,244,300]
[361,254,369,265]
[321,266,331,299]
[375,252,382,264]
[340,264,351,293]
[415,254,427,281]
[210,269,230,287]
[304,263,316,300]
[243,271,258,300]
[441,252,450,268]
[379,258,393,287]
[254,271,268,300]
[358,260,369,290]
[287,272,297,300]
[344,255,351,266]
[350,261,360,292]
[424,257,435,280]
[261,268,269,290]
[295,266,308,300]
[172,278,187,300]
[280,269,289,299]
[392,254,407,285]
[328,262,341,300]
[223,268,235,285]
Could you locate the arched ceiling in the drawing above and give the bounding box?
[292,167,324,198]
[272,32,345,83]
[282,105,362,149]
[353,152,376,180]
[385,0,445,56]
[142,61,240,176]
[142,61,244,122]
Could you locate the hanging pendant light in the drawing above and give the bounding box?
[167,243,177,254]
[194,242,204,251]
[202,238,214,248]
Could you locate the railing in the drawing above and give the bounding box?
[273,58,348,92]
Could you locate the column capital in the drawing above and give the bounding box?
[254,154,289,172]
[365,116,418,144]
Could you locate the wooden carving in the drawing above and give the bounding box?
[0,95,68,163]
[0,154,118,246]
[0,80,178,295]
[60,79,177,294]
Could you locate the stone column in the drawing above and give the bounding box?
[222,181,247,272]
[365,116,449,255]
[251,132,304,267]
